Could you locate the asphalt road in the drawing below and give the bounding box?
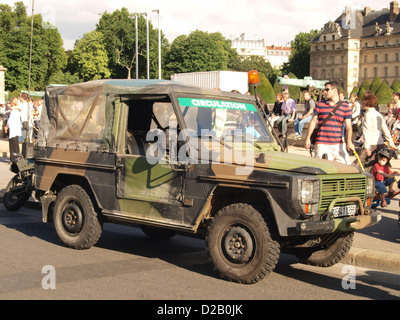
[0,204,399,302]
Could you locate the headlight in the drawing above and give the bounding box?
[365,174,375,198]
[300,179,320,204]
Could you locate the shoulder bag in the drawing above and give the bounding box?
[310,101,344,145]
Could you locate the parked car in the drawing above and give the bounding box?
[3,75,381,284]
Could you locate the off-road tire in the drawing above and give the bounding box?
[295,232,354,267]
[206,203,280,284]
[53,185,102,250]
[3,176,31,212]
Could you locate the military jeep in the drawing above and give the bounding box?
[4,77,381,284]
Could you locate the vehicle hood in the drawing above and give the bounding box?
[254,151,361,175]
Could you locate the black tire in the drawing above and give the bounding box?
[141,225,176,240]
[295,232,354,267]
[53,185,102,250]
[3,176,31,212]
[206,203,280,284]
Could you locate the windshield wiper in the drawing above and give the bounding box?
[203,134,233,150]
[237,135,262,150]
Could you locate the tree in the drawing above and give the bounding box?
[0,2,66,91]
[350,86,359,96]
[96,8,168,79]
[233,55,277,81]
[370,76,381,94]
[391,80,400,92]
[360,79,371,91]
[48,71,82,85]
[375,81,393,104]
[282,30,320,78]
[358,87,366,100]
[164,30,236,78]
[69,31,110,81]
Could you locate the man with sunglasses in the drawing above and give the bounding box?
[304,81,355,164]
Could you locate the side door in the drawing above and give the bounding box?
[115,97,188,226]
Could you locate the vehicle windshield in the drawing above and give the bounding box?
[178,97,272,145]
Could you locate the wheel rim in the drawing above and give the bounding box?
[62,202,84,234]
[222,226,254,263]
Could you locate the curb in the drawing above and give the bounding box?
[342,247,400,274]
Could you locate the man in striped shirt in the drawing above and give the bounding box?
[305,81,355,164]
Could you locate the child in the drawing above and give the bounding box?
[372,149,398,207]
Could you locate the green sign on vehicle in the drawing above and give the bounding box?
[178,97,257,112]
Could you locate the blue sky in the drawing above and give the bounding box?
[2,0,395,50]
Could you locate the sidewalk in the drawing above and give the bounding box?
[0,139,399,274]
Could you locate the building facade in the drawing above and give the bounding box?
[231,34,291,69]
[310,1,400,94]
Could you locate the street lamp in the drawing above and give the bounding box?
[152,9,161,79]
[134,15,139,80]
[26,0,34,148]
[140,12,149,79]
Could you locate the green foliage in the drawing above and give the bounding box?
[164,30,234,78]
[391,80,400,92]
[282,30,319,78]
[0,2,66,91]
[375,81,394,104]
[359,80,371,91]
[232,55,277,81]
[48,71,82,85]
[358,87,366,100]
[370,76,381,94]
[69,31,110,81]
[96,8,169,79]
[350,86,358,96]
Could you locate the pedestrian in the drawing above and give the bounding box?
[269,93,283,127]
[390,93,400,131]
[372,149,397,207]
[384,102,395,127]
[352,93,395,171]
[0,100,6,138]
[31,100,41,141]
[304,81,354,164]
[394,92,400,110]
[4,97,22,162]
[291,91,315,139]
[276,92,296,138]
[386,93,400,131]
[349,93,361,127]
[339,91,348,102]
[18,93,29,143]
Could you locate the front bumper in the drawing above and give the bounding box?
[296,210,382,236]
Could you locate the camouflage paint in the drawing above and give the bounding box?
[33,79,379,236]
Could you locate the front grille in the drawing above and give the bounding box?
[318,176,366,213]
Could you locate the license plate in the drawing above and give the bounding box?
[332,204,357,218]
